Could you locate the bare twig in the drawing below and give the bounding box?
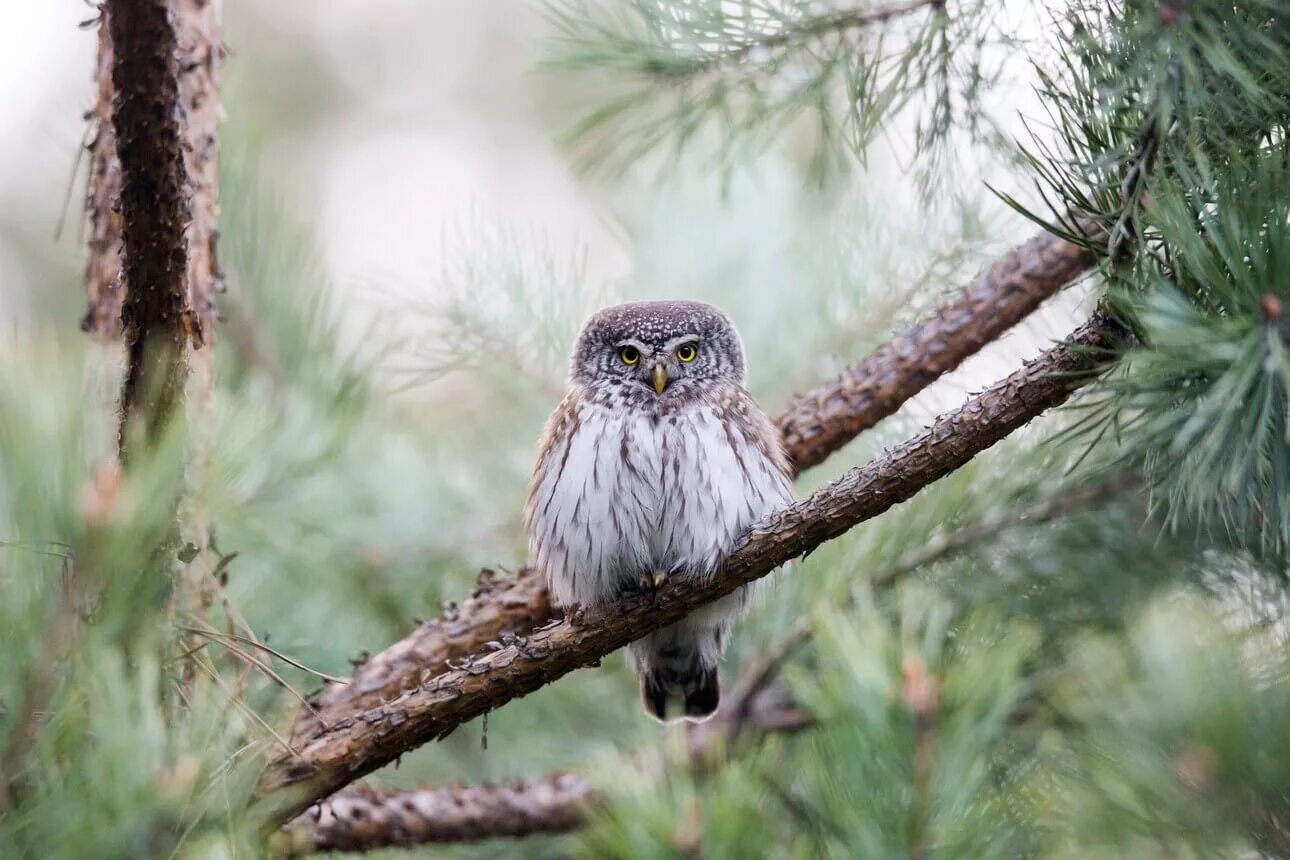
[720,620,813,746]
[190,651,300,758]
[256,313,1123,826]
[180,624,350,685]
[178,626,325,720]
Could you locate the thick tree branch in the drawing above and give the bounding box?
[83,19,125,337]
[87,0,222,343]
[278,692,811,854]
[91,0,222,456]
[313,567,551,713]
[106,0,193,452]
[258,312,1122,826]
[276,774,593,856]
[311,223,1100,722]
[285,470,1136,853]
[775,218,1100,473]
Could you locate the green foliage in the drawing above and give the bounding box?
[544,0,1013,189]
[5,1,1290,857]
[1073,158,1290,558]
[1014,0,1290,243]
[783,597,1040,858]
[578,593,1043,858]
[0,344,260,858]
[1035,599,1290,857]
[1006,0,1290,559]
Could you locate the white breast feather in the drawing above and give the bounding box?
[529,396,793,610]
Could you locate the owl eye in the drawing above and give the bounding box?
[619,346,640,365]
[676,343,698,363]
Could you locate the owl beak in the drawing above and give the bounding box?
[652,363,669,395]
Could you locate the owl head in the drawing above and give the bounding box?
[570,300,747,396]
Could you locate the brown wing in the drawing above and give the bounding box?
[721,385,794,484]
[524,389,583,531]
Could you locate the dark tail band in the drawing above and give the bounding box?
[640,666,720,723]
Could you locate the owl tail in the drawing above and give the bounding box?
[639,664,720,724]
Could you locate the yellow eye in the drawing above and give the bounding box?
[619,346,640,365]
[676,344,698,363]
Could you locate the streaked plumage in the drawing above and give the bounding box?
[526,300,794,722]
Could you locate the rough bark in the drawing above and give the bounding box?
[775,219,1101,473]
[174,0,224,343]
[314,567,552,714]
[281,472,1138,852]
[276,774,593,856]
[280,689,809,854]
[90,0,222,453]
[310,222,1100,721]
[258,312,1122,825]
[87,0,222,342]
[83,19,126,337]
[106,0,192,451]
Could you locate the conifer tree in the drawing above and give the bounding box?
[1,0,1288,857]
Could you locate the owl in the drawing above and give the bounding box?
[526,300,795,722]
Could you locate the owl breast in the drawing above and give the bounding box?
[526,386,794,609]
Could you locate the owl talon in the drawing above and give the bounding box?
[634,570,667,597]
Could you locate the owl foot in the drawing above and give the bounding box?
[635,569,669,597]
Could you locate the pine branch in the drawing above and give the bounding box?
[257,312,1123,826]
[775,217,1102,472]
[869,472,1141,589]
[281,469,1134,852]
[279,689,812,854]
[106,0,192,452]
[0,558,85,812]
[311,567,551,714]
[275,774,593,856]
[172,0,223,346]
[311,222,1101,722]
[83,17,125,337]
[691,0,946,72]
[92,0,222,455]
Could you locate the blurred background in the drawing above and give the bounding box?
[0,3,1113,856]
[0,0,1080,793]
[0,2,622,329]
[7,2,1290,858]
[0,1,1076,370]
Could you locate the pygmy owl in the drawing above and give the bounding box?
[526,300,795,722]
